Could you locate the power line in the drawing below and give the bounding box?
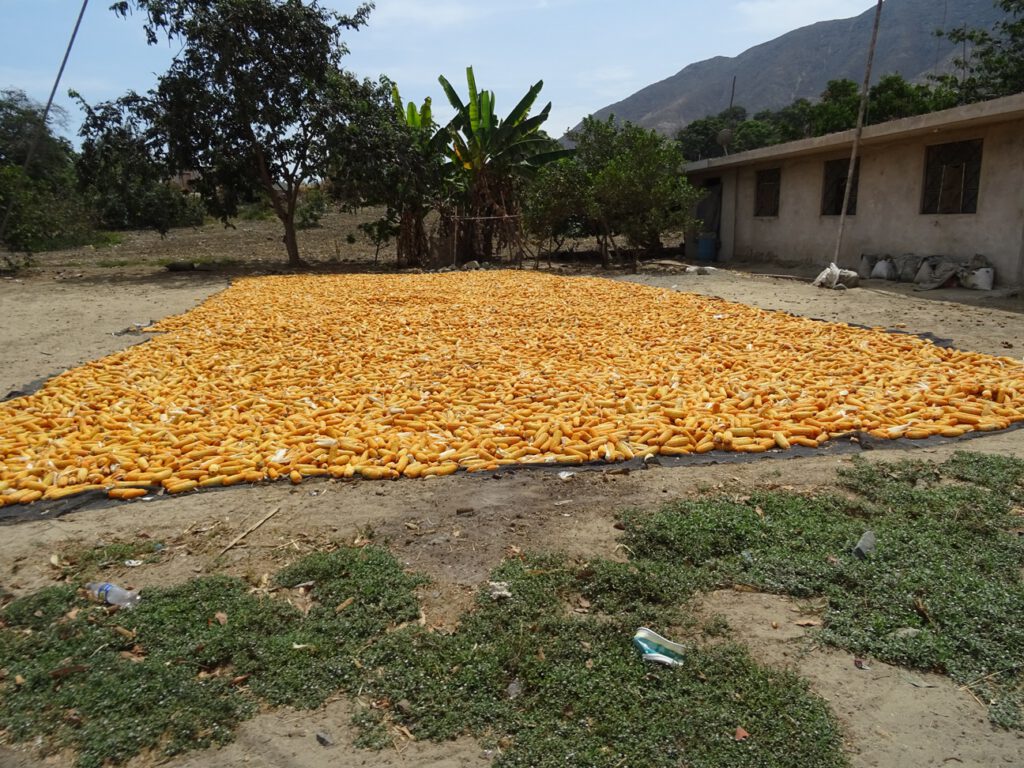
[934,0,950,73]
[0,0,91,247]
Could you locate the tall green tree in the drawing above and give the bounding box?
[938,0,1024,101]
[106,0,377,265]
[755,99,815,142]
[731,119,781,152]
[0,89,92,256]
[375,87,451,266]
[523,158,591,259]
[72,91,203,233]
[864,74,938,123]
[675,106,748,161]
[438,67,568,263]
[541,116,699,270]
[810,79,860,135]
[588,120,700,268]
[0,89,75,186]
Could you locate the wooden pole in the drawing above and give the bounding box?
[832,0,884,268]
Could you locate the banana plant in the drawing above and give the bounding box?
[437,66,571,262]
[393,85,431,130]
[438,67,569,178]
[391,84,450,156]
[387,85,451,266]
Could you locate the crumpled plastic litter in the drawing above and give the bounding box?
[632,627,686,667]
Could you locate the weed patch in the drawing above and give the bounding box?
[0,545,846,767]
[623,452,1024,728]
[358,554,845,768]
[8,452,1015,766]
[0,546,423,767]
[60,539,166,578]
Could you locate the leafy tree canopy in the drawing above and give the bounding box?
[679,72,970,161]
[939,0,1024,101]
[529,116,699,269]
[677,3,1022,161]
[73,90,203,233]
[99,0,384,265]
[438,66,569,263]
[327,82,447,266]
[0,89,93,256]
[0,89,75,189]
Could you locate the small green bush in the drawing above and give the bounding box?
[296,187,327,229]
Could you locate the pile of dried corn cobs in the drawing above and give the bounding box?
[2,272,1023,505]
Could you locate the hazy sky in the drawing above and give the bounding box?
[1,0,872,138]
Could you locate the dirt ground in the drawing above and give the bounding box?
[2,216,1024,767]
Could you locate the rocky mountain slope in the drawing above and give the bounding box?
[585,0,1005,135]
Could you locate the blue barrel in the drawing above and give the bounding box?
[697,234,717,262]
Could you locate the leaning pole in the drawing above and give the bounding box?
[832,0,884,266]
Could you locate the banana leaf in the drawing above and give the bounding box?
[466,67,481,135]
[480,90,493,134]
[493,84,544,147]
[438,74,467,117]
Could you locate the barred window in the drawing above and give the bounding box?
[754,168,781,217]
[821,158,859,216]
[922,139,982,214]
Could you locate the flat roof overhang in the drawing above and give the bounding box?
[683,92,1024,175]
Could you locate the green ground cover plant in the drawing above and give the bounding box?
[0,547,425,767]
[3,451,1021,767]
[1,551,844,767]
[623,452,1024,728]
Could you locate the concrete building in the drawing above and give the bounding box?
[683,93,1024,285]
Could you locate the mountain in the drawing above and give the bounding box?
[583,0,1006,136]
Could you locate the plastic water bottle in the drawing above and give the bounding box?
[85,582,141,610]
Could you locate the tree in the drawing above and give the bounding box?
[0,89,92,256]
[107,0,376,265]
[810,79,860,135]
[561,116,701,270]
[438,67,569,263]
[523,158,591,259]
[938,0,1024,102]
[675,107,748,161]
[343,86,451,267]
[865,74,947,124]
[676,116,726,161]
[73,91,203,233]
[389,89,452,266]
[755,99,815,142]
[0,89,75,186]
[589,121,700,268]
[732,119,781,152]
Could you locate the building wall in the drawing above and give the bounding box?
[714,119,1024,284]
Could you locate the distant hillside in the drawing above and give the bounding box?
[583,0,1005,135]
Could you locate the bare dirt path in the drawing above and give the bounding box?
[2,241,1024,768]
[0,273,227,397]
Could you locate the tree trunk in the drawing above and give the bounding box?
[282,214,301,267]
[483,221,494,262]
[250,141,303,267]
[606,230,621,264]
[413,211,428,266]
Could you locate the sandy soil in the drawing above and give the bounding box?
[2,219,1024,767]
